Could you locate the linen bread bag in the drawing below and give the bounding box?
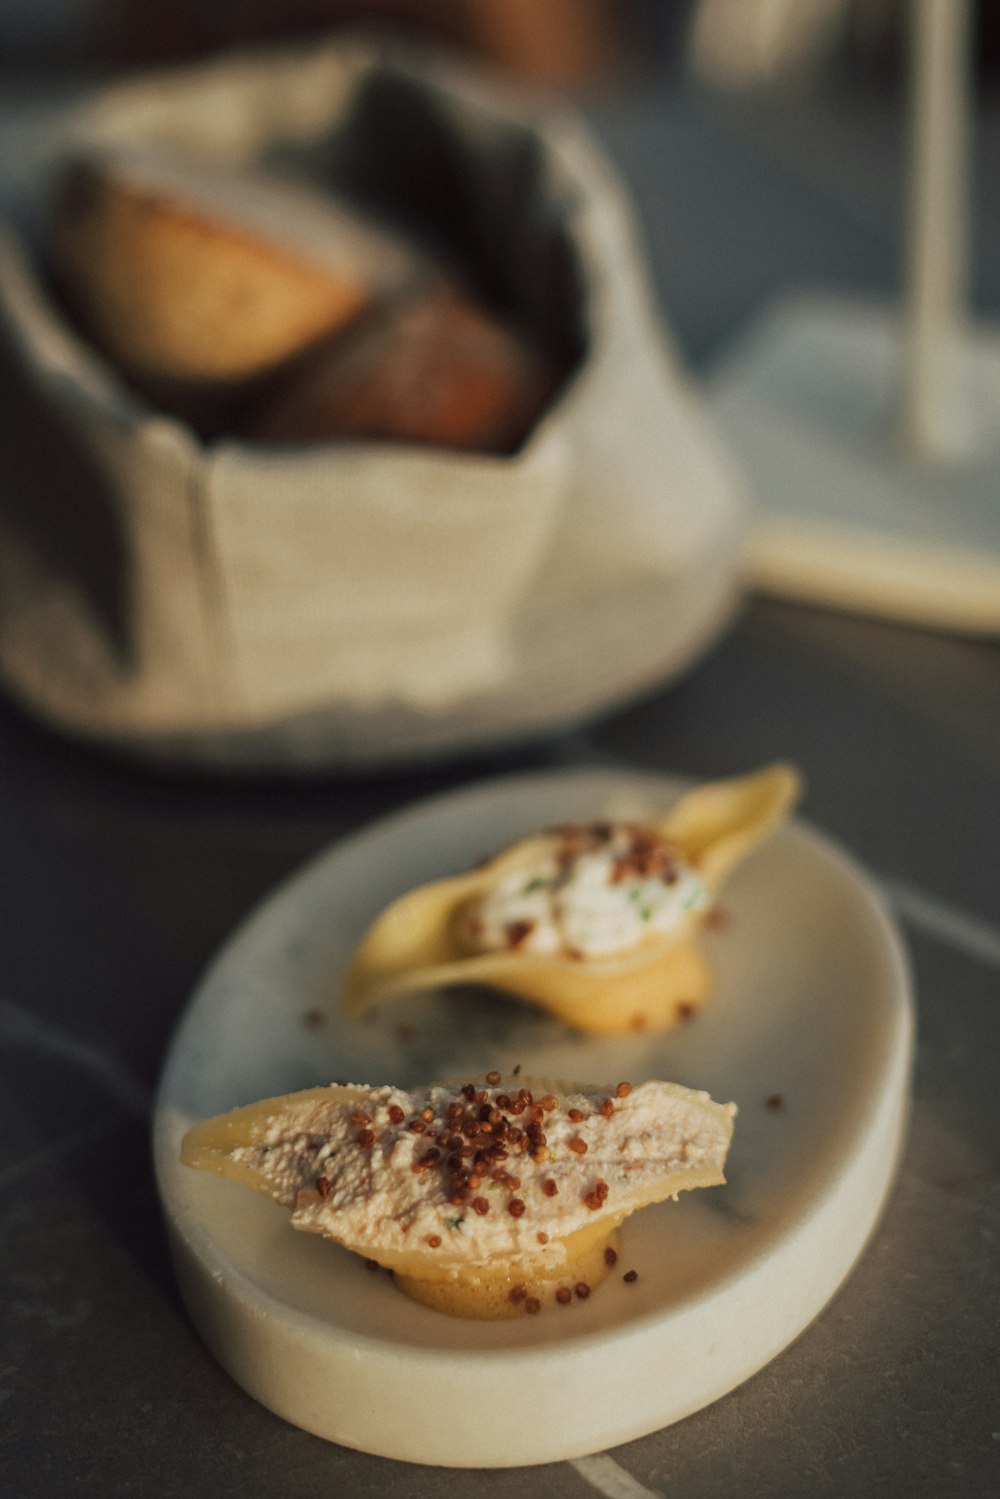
[0,37,746,770]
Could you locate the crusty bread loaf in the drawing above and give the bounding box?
[50,148,423,419]
[248,282,558,454]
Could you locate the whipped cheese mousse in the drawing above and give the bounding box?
[339,764,801,1033]
[458,823,710,960]
[181,1074,736,1317]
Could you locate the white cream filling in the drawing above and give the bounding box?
[460,825,709,958]
[229,1079,734,1268]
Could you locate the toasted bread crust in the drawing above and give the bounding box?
[52,154,419,392]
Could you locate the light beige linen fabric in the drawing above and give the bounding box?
[0,38,746,770]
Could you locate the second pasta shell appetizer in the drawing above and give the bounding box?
[181,1073,736,1318]
[340,764,801,1034]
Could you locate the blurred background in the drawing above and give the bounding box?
[6,0,998,378]
[0,0,997,95]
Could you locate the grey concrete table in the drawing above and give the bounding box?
[1,60,998,1499]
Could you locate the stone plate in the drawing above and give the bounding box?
[154,768,913,1467]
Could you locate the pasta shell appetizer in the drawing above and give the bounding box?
[340,763,801,1033]
[181,1073,735,1318]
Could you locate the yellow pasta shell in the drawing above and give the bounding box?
[180,1076,735,1317]
[340,763,801,1033]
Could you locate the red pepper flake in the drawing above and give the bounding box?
[599,1097,615,1119]
[315,1176,331,1199]
[524,1297,541,1315]
[508,1198,526,1218]
[615,1081,632,1098]
[388,1104,405,1125]
[485,1070,501,1085]
[575,1282,591,1300]
[356,1128,376,1148]
[472,1197,490,1216]
[766,1093,785,1110]
[536,1232,549,1246]
[426,1234,442,1249]
[542,1179,558,1198]
[604,1245,617,1267]
[539,1095,557,1112]
[407,1119,426,1134]
[350,1110,373,1126]
[555,1287,572,1305]
[568,1136,588,1155]
[568,1108,584,1123]
[420,1108,435,1122]
[623,1270,639,1283]
[509,1285,528,1304]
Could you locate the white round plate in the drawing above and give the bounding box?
[154,769,913,1468]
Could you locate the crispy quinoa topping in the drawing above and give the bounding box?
[459,823,710,959]
[224,1075,733,1272]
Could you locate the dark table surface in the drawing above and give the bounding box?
[1,51,999,1499]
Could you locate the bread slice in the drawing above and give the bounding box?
[50,147,423,415]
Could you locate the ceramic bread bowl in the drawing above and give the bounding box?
[340,764,801,1033]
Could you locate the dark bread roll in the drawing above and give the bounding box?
[249,283,559,455]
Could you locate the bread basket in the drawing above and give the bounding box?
[0,36,746,771]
